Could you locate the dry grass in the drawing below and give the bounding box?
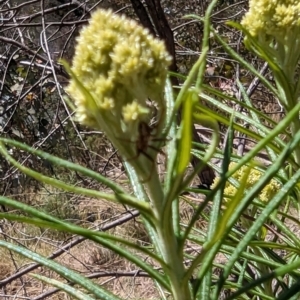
[0,175,160,299]
[0,167,206,299]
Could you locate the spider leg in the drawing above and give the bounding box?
[138,149,157,183]
[123,148,157,183]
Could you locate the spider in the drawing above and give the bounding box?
[133,116,169,163]
[135,121,157,161]
[119,104,168,181]
[126,120,166,182]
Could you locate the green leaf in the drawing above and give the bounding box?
[176,91,196,175]
[0,140,151,215]
[217,130,300,295]
[31,273,96,300]
[0,240,121,300]
[0,138,124,193]
[0,197,169,291]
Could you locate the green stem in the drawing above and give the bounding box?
[145,170,191,300]
[290,117,300,166]
[144,166,164,216]
[156,226,191,300]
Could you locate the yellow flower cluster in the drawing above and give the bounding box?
[66,9,172,143]
[241,0,300,110]
[241,0,300,43]
[65,9,172,179]
[212,163,281,202]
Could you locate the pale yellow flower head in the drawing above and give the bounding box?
[212,162,281,202]
[65,9,172,177]
[241,0,300,42]
[240,0,300,107]
[67,9,171,130]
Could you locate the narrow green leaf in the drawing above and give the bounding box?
[212,27,278,97]
[0,197,169,290]
[227,22,293,109]
[0,240,121,300]
[0,137,125,193]
[174,47,208,110]
[218,132,300,292]
[213,164,252,244]
[176,91,196,174]
[0,211,165,268]
[189,234,300,277]
[0,142,151,215]
[31,273,95,300]
[276,279,300,300]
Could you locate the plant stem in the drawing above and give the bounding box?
[145,170,191,300]
[290,117,300,166]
